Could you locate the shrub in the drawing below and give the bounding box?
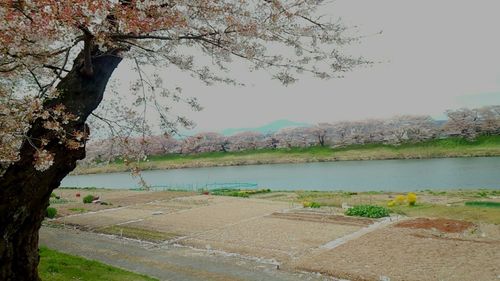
[476,191,488,198]
[46,207,57,219]
[303,201,321,208]
[83,195,94,204]
[345,205,390,218]
[391,193,417,207]
[407,192,417,206]
[309,202,321,208]
[395,195,406,204]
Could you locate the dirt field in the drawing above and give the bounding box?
[51,188,194,216]
[48,188,500,281]
[183,216,362,262]
[294,219,500,281]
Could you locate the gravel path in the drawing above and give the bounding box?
[40,226,336,281]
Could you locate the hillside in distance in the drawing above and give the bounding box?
[221,119,310,136]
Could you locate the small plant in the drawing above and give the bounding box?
[309,202,321,208]
[46,207,57,219]
[476,191,488,198]
[389,193,417,207]
[83,194,94,204]
[345,205,390,218]
[407,192,417,206]
[395,195,406,204]
[50,192,57,198]
[303,201,321,208]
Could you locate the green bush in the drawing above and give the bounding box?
[46,207,57,219]
[309,202,321,208]
[83,195,94,204]
[476,191,488,198]
[345,205,390,218]
[303,201,321,208]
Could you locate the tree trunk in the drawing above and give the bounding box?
[0,50,122,281]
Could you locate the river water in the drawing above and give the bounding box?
[61,157,500,191]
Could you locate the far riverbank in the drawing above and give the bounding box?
[74,136,500,175]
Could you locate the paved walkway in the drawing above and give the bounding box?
[40,227,336,281]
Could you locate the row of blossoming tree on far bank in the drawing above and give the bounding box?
[84,105,499,164]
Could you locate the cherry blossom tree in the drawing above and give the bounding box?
[477,105,500,135]
[149,134,181,155]
[384,115,437,144]
[181,132,226,153]
[443,108,480,140]
[228,131,265,151]
[309,123,330,146]
[0,2,368,278]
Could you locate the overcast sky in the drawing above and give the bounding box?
[113,0,500,132]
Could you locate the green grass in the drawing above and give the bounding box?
[68,207,87,213]
[464,201,500,208]
[74,136,500,175]
[39,246,158,281]
[97,225,178,242]
[296,191,369,207]
[49,198,69,204]
[210,188,271,198]
[390,203,500,224]
[292,189,500,224]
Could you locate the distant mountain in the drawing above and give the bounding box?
[221,119,310,136]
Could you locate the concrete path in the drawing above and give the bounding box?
[320,215,403,250]
[40,226,336,281]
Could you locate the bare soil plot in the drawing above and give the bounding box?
[40,226,339,281]
[182,215,362,262]
[294,221,500,281]
[127,198,291,235]
[51,189,193,216]
[268,211,375,227]
[59,207,168,229]
[56,194,224,229]
[395,218,475,233]
[56,192,365,263]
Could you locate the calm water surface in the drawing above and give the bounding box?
[61,157,500,191]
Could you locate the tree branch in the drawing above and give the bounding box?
[79,26,94,77]
[43,65,70,73]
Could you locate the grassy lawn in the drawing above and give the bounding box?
[74,136,500,175]
[39,246,158,281]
